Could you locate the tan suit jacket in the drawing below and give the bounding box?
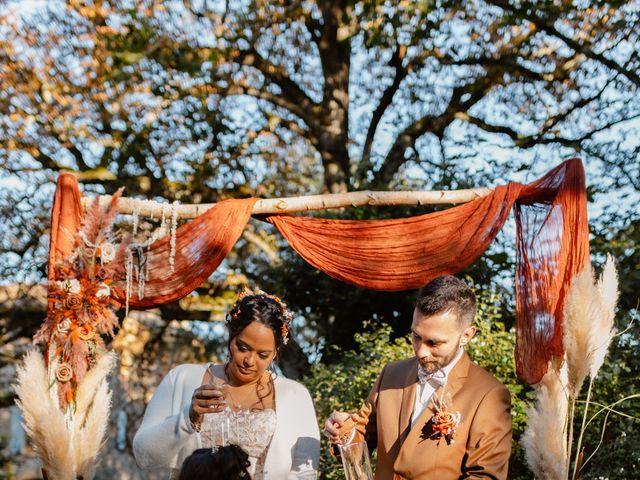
[354,352,512,479]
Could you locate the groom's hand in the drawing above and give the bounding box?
[323,411,362,444]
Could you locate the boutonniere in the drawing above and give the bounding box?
[428,391,461,445]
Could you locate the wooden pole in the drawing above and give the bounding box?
[81,188,493,219]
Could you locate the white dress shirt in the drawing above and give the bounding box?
[411,347,464,426]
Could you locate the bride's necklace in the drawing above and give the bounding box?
[225,376,264,411]
[221,366,273,411]
[225,387,244,410]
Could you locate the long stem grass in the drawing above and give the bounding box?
[524,256,620,480]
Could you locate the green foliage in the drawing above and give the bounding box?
[575,313,640,479]
[466,286,533,479]
[302,322,412,479]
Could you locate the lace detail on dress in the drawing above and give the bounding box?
[200,408,276,479]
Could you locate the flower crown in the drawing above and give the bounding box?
[228,287,293,345]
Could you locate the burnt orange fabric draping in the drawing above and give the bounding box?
[48,159,589,384]
[267,159,589,384]
[111,197,258,308]
[48,174,83,281]
[268,183,522,290]
[48,173,257,308]
[514,159,589,384]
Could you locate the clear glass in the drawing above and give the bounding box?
[338,441,374,480]
[211,377,230,446]
[218,409,230,446]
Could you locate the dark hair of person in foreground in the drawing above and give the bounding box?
[178,444,252,480]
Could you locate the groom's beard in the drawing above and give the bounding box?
[418,339,462,374]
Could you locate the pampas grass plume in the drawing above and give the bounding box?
[563,258,619,398]
[75,379,113,479]
[563,264,600,397]
[14,350,75,479]
[591,255,618,378]
[522,365,569,480]
[75,352,116,427]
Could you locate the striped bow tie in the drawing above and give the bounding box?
[417,365,447,386]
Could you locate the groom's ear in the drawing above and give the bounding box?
[459,325,476,346]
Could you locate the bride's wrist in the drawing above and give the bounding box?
[189,408,202,432]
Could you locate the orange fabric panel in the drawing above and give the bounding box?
[514,159,589,383]
[47,173,83,281]
[111,197,258,308]
[267,183,522,291]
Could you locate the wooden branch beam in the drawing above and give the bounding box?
[81,188,493,219]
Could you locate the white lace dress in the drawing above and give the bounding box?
[200,408,277,479]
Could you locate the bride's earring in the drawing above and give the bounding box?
[268,362,278,379]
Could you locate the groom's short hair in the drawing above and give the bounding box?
[415,275,476,328]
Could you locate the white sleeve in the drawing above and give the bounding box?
[132,368,199,469]
[288,385,321,479]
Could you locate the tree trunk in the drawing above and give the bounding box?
[316,1,351,193]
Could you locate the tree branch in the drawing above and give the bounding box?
[235,48,319,128]
[359,45,408,180]
[458,110,640,151]
[373,74,498,187]
[489,0,640,88]
[83,186,494,219]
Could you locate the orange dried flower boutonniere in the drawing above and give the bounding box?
[429,391,461,445]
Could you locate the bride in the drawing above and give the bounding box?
[133,289,320,479]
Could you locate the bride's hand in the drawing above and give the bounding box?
[189,384,227,425]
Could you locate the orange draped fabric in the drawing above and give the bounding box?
[267,159,589,384]
[514,159,589,383]
[111,197,258,308]
[47,159,589,384]
[267,183,522,291]
[47,174,257,308]
[48,174,84,281]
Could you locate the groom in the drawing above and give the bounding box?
[324,275,512,479]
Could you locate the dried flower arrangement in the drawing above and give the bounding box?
[15,350,116,479]
[15,191,128,479]
[33,190,129,410]
[522,256,625,480]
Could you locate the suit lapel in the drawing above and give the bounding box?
[445,351,470,404]
[398,359,418,443]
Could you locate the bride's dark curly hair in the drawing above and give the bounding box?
[178,445,251,480]
[226,291,292,353]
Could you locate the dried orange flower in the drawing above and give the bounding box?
[98,242,117,263]
[55,363,73,383]
[77,324,94,341]
[64,293,83,310]
[55,318,72,337]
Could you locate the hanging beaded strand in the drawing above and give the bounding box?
[125,248,133,316]
[132,204,139,237]
[169,200,179,273]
